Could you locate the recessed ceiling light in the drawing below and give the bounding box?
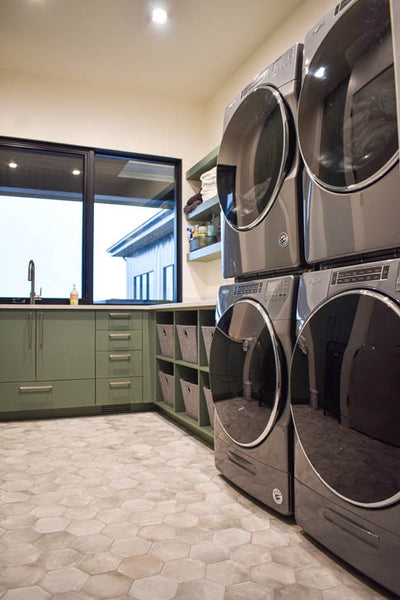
[8,161,18,169]
[72,169,81,176]
[152,7,168,25]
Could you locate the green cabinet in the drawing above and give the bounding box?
[0,309,95,413]
[95,310,143,406]
[36,311,95,381]
[0,311,35,383]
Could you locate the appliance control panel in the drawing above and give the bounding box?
[331,265,389,285]
[264,278,290,301]
[233,282,263,296]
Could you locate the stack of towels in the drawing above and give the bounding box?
[200,167,217,202]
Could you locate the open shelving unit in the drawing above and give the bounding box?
[185,148,221,263]
[154,305,216,445]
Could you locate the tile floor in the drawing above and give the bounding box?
[0,412,396,600]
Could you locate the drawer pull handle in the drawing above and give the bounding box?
[109,381,131,388]
[19,385,53,393]
[109,312,131,318]
[109,333,131,340]
[109,354,131,361]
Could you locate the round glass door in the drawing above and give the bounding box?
[217,85,290,230]
[298,0,398,193]
[290,290,400,507]
[209,299,282,447]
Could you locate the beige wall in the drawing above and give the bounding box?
[0,0,338,302]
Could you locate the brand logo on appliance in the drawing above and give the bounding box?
[272,488,283,505]
[278,232,289,247]
[308,275,322,286]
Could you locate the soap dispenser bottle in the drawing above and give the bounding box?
[70,284,78,306]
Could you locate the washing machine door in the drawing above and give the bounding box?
[217,85,291,231]
[298,0,398,193]
[209,298,283,447]
[290,289,400,507]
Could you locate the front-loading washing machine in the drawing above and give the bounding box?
[298,0,400,266]
[290,259,400,595]
[209,274,297,515]
[217,43,304,279]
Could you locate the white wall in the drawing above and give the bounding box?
[0,0,338,302]
[0,68,212,301]
[205,0,338,148]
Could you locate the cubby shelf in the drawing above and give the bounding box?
[154,306,215,446]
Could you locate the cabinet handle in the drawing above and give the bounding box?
[39,312,44,347]
[109,312,131,318]
[109,333,131,340]
[19,385,53,393]
[109,354,131,361]
[109,381,131,388]
[28,312,33,347]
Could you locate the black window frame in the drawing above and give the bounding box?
[0,136,182,305]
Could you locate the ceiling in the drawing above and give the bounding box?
[0,0,304,102]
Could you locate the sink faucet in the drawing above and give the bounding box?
[28,260,41,304]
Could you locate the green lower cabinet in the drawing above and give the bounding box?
[96,311,142,331]
[96,377,142,406]
[96,330,142,351]
[37,311,95,381]
[0,380,95,412]
[96,350,142,378]
[0,311,35,383]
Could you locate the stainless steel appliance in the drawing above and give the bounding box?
[298,0,400,266]
[290,259,400,595]
[217,44,304,279]
[209,275,297,515]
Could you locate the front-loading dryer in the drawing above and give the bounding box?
[290,259,400,595]
[217,44,304,279]
[298,0,400,266]
[209,275,297,515]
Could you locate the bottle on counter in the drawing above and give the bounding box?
[70,284,78,306]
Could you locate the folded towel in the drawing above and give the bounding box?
[200,166,217,183]
[184,192,203,214]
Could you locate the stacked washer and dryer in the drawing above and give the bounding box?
[209,42,304,517]
[209,0,400,596]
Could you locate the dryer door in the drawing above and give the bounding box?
[209,298,283,447]
[290,289,400,508]
[298,0,398,193]
[217,85,291,231]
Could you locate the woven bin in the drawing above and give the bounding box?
[176,325,198,364]
[180,378,199,420]
[158,371,174,406]
[156,324,174,358]
[201,326,215,365]
[203,386,215,429]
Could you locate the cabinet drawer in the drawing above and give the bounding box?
[0,380,95,412]
[96,377,142,406]
[96,330,142,351]
[96,351,142,378]
[96,311,142,331]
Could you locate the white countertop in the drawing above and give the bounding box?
[0,300,216,310]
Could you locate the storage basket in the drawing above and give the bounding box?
[201,326,215,365]
[176,325,198,364]
[158,371,174,407]
[156,324,174,358]
[203,386,215,429]
[180,378,199,420]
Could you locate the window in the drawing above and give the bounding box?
[0,138,181,304]
[133,271,154,301]
[163,264,174,301]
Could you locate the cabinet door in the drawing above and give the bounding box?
[36,311,95,381]
[0,311,35,382]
